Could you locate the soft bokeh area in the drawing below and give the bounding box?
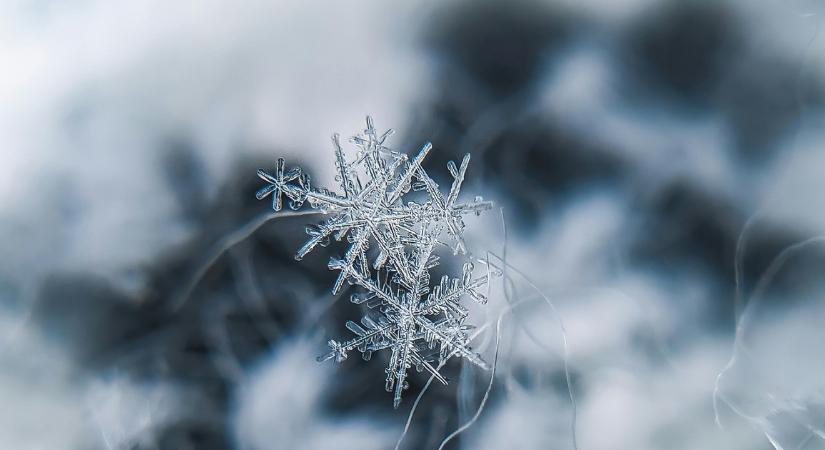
[3,0,825,449]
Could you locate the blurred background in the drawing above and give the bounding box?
[3,0,825,448]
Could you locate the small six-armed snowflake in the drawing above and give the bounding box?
[256,117,496,408]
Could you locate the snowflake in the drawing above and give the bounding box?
[256,117,495,408]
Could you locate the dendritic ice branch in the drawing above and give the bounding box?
[256,117,495,408]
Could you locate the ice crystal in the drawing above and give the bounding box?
[256,117,494,408]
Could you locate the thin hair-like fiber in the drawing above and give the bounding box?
[733,211,762,325]
[713,235,825,431]
[170,210,322,311]
[436,314,503,450]
[485,207,579,450]
[393,305,508,450]
[395,209,579,450]
[165,199,577,450]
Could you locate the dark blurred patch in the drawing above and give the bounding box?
[426,0,575,96]
[153,422,231,450]
[161,138,209,222]
[634,179,740,275]
[629,179,823,326]
[738,223,825,312]
[411,0,579,181]
[629,179,741,323]
[480,117,626,229]
[411,0,627,235]
[621,2,742,107]
[34,273,163,366]
[719,52,825,160]
[33,153,341,448]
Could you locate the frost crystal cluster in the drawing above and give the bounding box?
[256,117,494,407]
